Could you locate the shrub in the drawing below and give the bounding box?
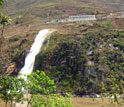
[0,76,26,107]
[26,70,73,107]
[0,71,73,107]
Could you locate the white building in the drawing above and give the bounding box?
[68,15,96,22]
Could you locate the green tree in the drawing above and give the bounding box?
[0,15,11,37]
[26,70,73,107]
[0,0,4,10]
[0,0,11,57]
[0,71,73,107]
[0,0,11,37]
[25,70,56,107]
[0,76,26,107]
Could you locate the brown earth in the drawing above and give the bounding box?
[112,18,124,30]
[72,98,118,107]
[0,98,118,107]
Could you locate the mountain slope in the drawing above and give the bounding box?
[3,0,123,24]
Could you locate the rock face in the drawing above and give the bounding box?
[12,50,28,76]
[33,31,124,95]
[2,63,16,76]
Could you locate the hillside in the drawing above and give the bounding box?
[33,22,124,94]
[0,0,124,96]
[3,0,123,24]
[0,18,123,95]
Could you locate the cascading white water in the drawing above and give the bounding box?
[18,29,54,80]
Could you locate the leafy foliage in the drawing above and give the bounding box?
[31,93,73,107]
[0,71,73,107]
[26,70,73,107]
[101,70,124,106]
[0,0,11,37]
[27,70,56,95]
[34,30,124,95]
[0,0,4,11]
[0,76,26,107]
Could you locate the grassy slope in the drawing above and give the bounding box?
[3,0,122,24]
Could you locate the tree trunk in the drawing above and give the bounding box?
[2,25,5,38]
[27,95,32,107]
[11,100,13,107]
[5,101,8,107]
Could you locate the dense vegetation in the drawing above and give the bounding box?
[0,71,73,107]
[34,27,124,95]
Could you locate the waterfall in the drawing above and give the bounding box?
[18,29,54,80]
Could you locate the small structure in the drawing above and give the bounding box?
[49,19,65,24]
[47,15,96,24]
[120,14,124,18]
[68,15,96,22]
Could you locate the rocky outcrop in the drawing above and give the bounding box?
[12,49,29,76]
[33,30,124,95]
[1,62,16,76]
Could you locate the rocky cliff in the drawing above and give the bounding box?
[33,23,124,95]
